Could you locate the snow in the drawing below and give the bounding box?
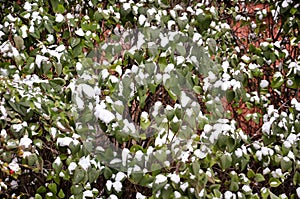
[122,148,130,166]
[174,191,181,198]
[0,105,7,119]
[170,10,176,19]
[235,148,243,158]
[282,0,289,8]
[110,158,121,164]
[10,180,18,189]
[66,13,74,19]
[136,192,147,199]
[12,124,23,132]
[176,56,185,65]
[46,34,54,43]
[19,136,32,148]
[115,172,126,182]
[155,174,167,184]
[9,158,20,172]
[83,190,93,198]
[194,149,207,159]
[75,62,83,71]
[165,64,174,73]
[140,111,149,122]
[68,162,77,173]
[224,191,233,199]
[260,80,269,88]
[241,55,250,63]
[0,181,7,190]
[113,181,122,192]
[109,75,118,84]
[0,129,7,139]
[180,182,188,191]
[101,69,109,79]
[256,150,262,161]
[24,2,32,11]
[20,25,28,38]
[291,99,300,111]
[55,14,64,23]
[94,104,115,124]
[286,133,297,145]
[7,14,16,22]
[35,55,48,68]
[108,194,118,199]
[138,15,146,25]
[167,20,176,30]
[242,185,251,193]
[57,137,74,147]
[75,28,85,36]
[181,91,191,107]
[283,156,290,162]
[56,45,65,52]
[106,180,113,191]
[80,84,95,98]
[248,63,259,70]
[262,121,272,134]
[168,173,180,184]
[296,187,300,198]
[0,30,4,39]
[172,116,179,123]
[54,156,62,166]
[147,7,156,16]
[123,3,131,10]
[78,156,91,170]
[134,150,144,161]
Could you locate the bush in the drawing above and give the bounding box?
[0,0,300,198]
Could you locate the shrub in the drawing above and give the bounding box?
[0,0,299,198]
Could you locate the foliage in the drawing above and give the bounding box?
[0,0,300,198]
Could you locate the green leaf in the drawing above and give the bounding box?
[71,185,83,195]
[271,72,284,89]
[48,183,57,195]
[247,169,255,178]
[70,37,81,48]
[293,171,300,185]
[229,181,239,192]
[261,187,269,199]
[269,191,280,199]
[88,168,100,183]
[58,189,65,198]
[176,44,186,56]
[50,0,59,11]
[254,173,265,182]
[281,158,292,172]
[290,7,297,15]
[196,14,212,33]
[13,35,24,50]
[73,168,85,184]
[37,186,47,194]
[52,160,62,173]
[28,154,38,166]
[50,78,66,86]
[226,90,235,103]
[131,172,143,184]
[104,167,112,179]
[207,38,216,55]
[56,4,65,13]
[220,154,232,170]
[269,178,281,187]
[69,141,80,155]
[193,86,202,94]
[35,194,43,199]
[161,187,173,199]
